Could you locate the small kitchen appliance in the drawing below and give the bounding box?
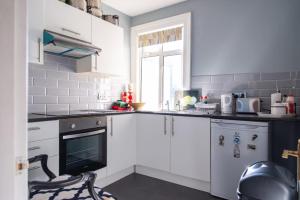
[221,94,236,114]
[211,119,269,200]
[236,98,261,114]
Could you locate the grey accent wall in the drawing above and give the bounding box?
[132,0,300,75]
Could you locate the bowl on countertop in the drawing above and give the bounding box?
[132,103,145,111]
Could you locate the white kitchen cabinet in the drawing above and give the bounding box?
[171,116,210,181]
[91,16,124,76]
[28,0,44,64]
[107,114,136,176]
[44,0,92,42]
[136,114,171,172]
[28,120,59,181]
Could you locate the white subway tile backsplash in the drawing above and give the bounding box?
[70,104,88,111]
[234,73,260,81]
[28,77,33,87]
[34,96,58,104]
[69,88,88,96]
[80,82,96,90]
[211,74,234,83]
[34,78,58,88]
[29,104,46,114]
[47,88,69,96]
[80,96,97,104]
[248,81,276,89]
[28,96,33,104]
[46,104,69,114]
[261,72,291,80]
[29,87,46,95]
[29,69,46,78]
[58,96,79,104]
[46,70,69,80]
[59,80,79,89]
[69,73,88,82]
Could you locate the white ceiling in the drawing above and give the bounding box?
[102,0,187,17]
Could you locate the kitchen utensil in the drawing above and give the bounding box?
[221,94,236,114]
[236,98,261,113]
[271,91,282,105]
[271,103,287,115]
[102,15,119,25]
[86,0,101,8]
[194,103,218,114]
[132,103,146,111]
[69,0,87,11]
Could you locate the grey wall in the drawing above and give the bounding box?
[132,0,300,75]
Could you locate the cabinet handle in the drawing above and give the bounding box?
[172,117,175,136]
[28,146,41,151]
[38,38,43,64]
[61,28,81,36]
[28,127,41,131]
[164,116,167,135]
[29,166,41,171]
[110,117,113,136]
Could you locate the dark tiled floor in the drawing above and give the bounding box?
[104,173,221,200]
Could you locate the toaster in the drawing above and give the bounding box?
[236,98,261,113]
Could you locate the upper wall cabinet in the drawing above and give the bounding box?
[44,0,92,42]
[91,16,124,76]
[28,0,44,64]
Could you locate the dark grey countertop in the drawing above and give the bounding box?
[28,110,300,123]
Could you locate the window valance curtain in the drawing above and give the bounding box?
[138,26,183,47]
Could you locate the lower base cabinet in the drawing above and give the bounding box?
[136,114,171,172]
[107,114,136,176]
[137,114,211,182]
[171,116,210,181]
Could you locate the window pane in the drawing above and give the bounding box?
[141,56,160,110]
[142,44,161,54]
[163,40,183,52]
[163,55,183,110]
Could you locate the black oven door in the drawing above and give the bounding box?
[60,128,107,176]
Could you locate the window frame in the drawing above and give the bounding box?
[131,13,191,103]
[139,43,183,109]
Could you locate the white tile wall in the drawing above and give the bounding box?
[28,54,128,114]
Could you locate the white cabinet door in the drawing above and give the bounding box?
[136,114,171,172]
[92,16,124,76]
[28,0,44,64]
[107,114,136,176]
[171,116,210,181]
[44,0,92,42]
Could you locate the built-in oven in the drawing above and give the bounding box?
[59,116,107,176]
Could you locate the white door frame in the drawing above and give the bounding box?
[0,0,28,199]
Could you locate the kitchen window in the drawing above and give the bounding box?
[140,39,184,110]
[131,13,191,110]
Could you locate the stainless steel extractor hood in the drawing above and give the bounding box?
[43,30,101,59]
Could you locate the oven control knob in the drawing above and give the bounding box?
[96,121,102,126]
[70,123,76,129]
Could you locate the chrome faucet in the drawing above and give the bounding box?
[165,100,170,111]
[176,100,181,111]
